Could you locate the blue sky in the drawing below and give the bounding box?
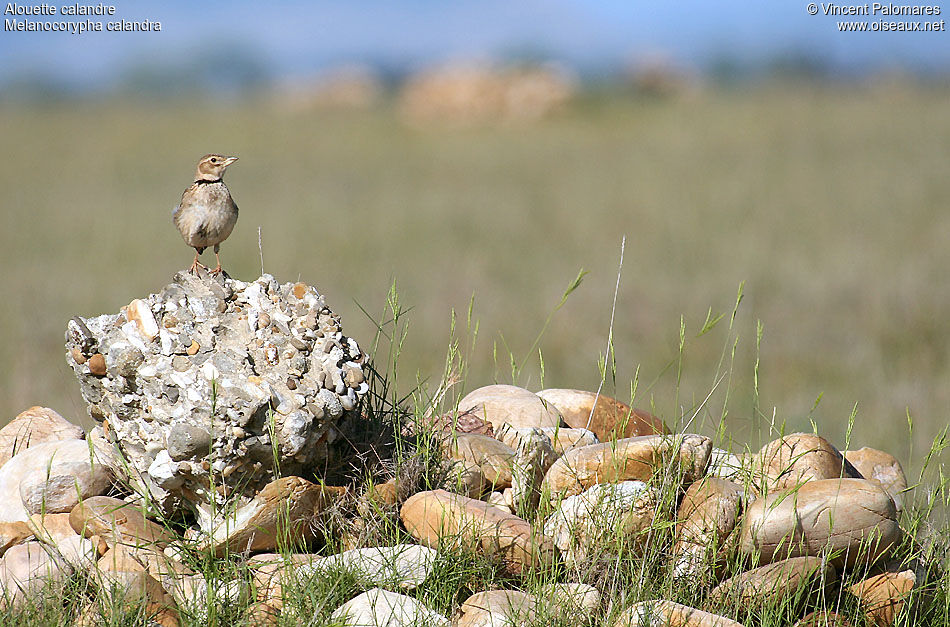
[2,0,948,88]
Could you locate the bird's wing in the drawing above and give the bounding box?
[173,184,197,226]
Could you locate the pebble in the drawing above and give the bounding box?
[458,384,564,430]
[88,353,107,376]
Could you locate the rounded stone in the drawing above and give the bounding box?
[709,556,836,605]
[441,432,516,490]
[844,447,908,505]
[537,388,669,441]
[400,489,555,575]
[0,439,113,524]
[672,476,745,580]
[613,600,744,627]
[0,406,85,468]
[753,433,861,493]
[458,384,564,430]
[542,433,712,502]
[739,478,901,567]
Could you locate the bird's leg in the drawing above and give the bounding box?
[189,250,208,274]
[211,244,223,275]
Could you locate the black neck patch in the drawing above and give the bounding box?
[194,178,222,185]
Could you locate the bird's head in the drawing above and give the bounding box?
[194,154,238,182]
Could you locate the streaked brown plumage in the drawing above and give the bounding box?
[173,154,239,274]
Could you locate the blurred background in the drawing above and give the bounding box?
[1,1,949,474]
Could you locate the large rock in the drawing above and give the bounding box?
[458,385,563,431]
[542,434,712,502]
[65,273,369,515]
[0,407,84,468]
[536,389,669,441]
[739,478,901,567]
[0,439,113,524]
[400,489,555,575]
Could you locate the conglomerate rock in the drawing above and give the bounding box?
[65,272,368,515]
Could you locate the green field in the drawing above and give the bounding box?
[2,82,949,475]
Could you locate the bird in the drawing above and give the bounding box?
[173,154,239,275]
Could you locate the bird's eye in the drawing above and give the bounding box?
[210,157,218,163]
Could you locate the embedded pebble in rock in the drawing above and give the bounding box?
[0,406,85,468]
[543,481,660,567]
[0,541,70,610]
[844,447,908,510]
[70,496,177,551]
[739,478,901,567]
[536,388,669,441]
[753,433,861,493]
[458,385,564,430]
[456,589,538,627]
[708,556,836,606]
[613,600,745,627]
[400,489,556,575]
[0,439,114,524]
[441,432,516,490]
[296,544,437,591]
[331,587,449,626]
[65,273,368,515]
[672,477,745,581]
[542,434,712,503]
[196,476,334,556]
[848,570,916,627]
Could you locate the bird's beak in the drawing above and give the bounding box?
[223,156,239,166]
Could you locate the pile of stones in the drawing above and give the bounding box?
[0,386,916,626]
[0,274,921,625]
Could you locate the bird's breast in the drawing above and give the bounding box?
[175,182,238,249]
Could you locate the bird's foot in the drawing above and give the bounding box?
[188,258,209,275]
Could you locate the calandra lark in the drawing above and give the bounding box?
[173,154,239,274]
